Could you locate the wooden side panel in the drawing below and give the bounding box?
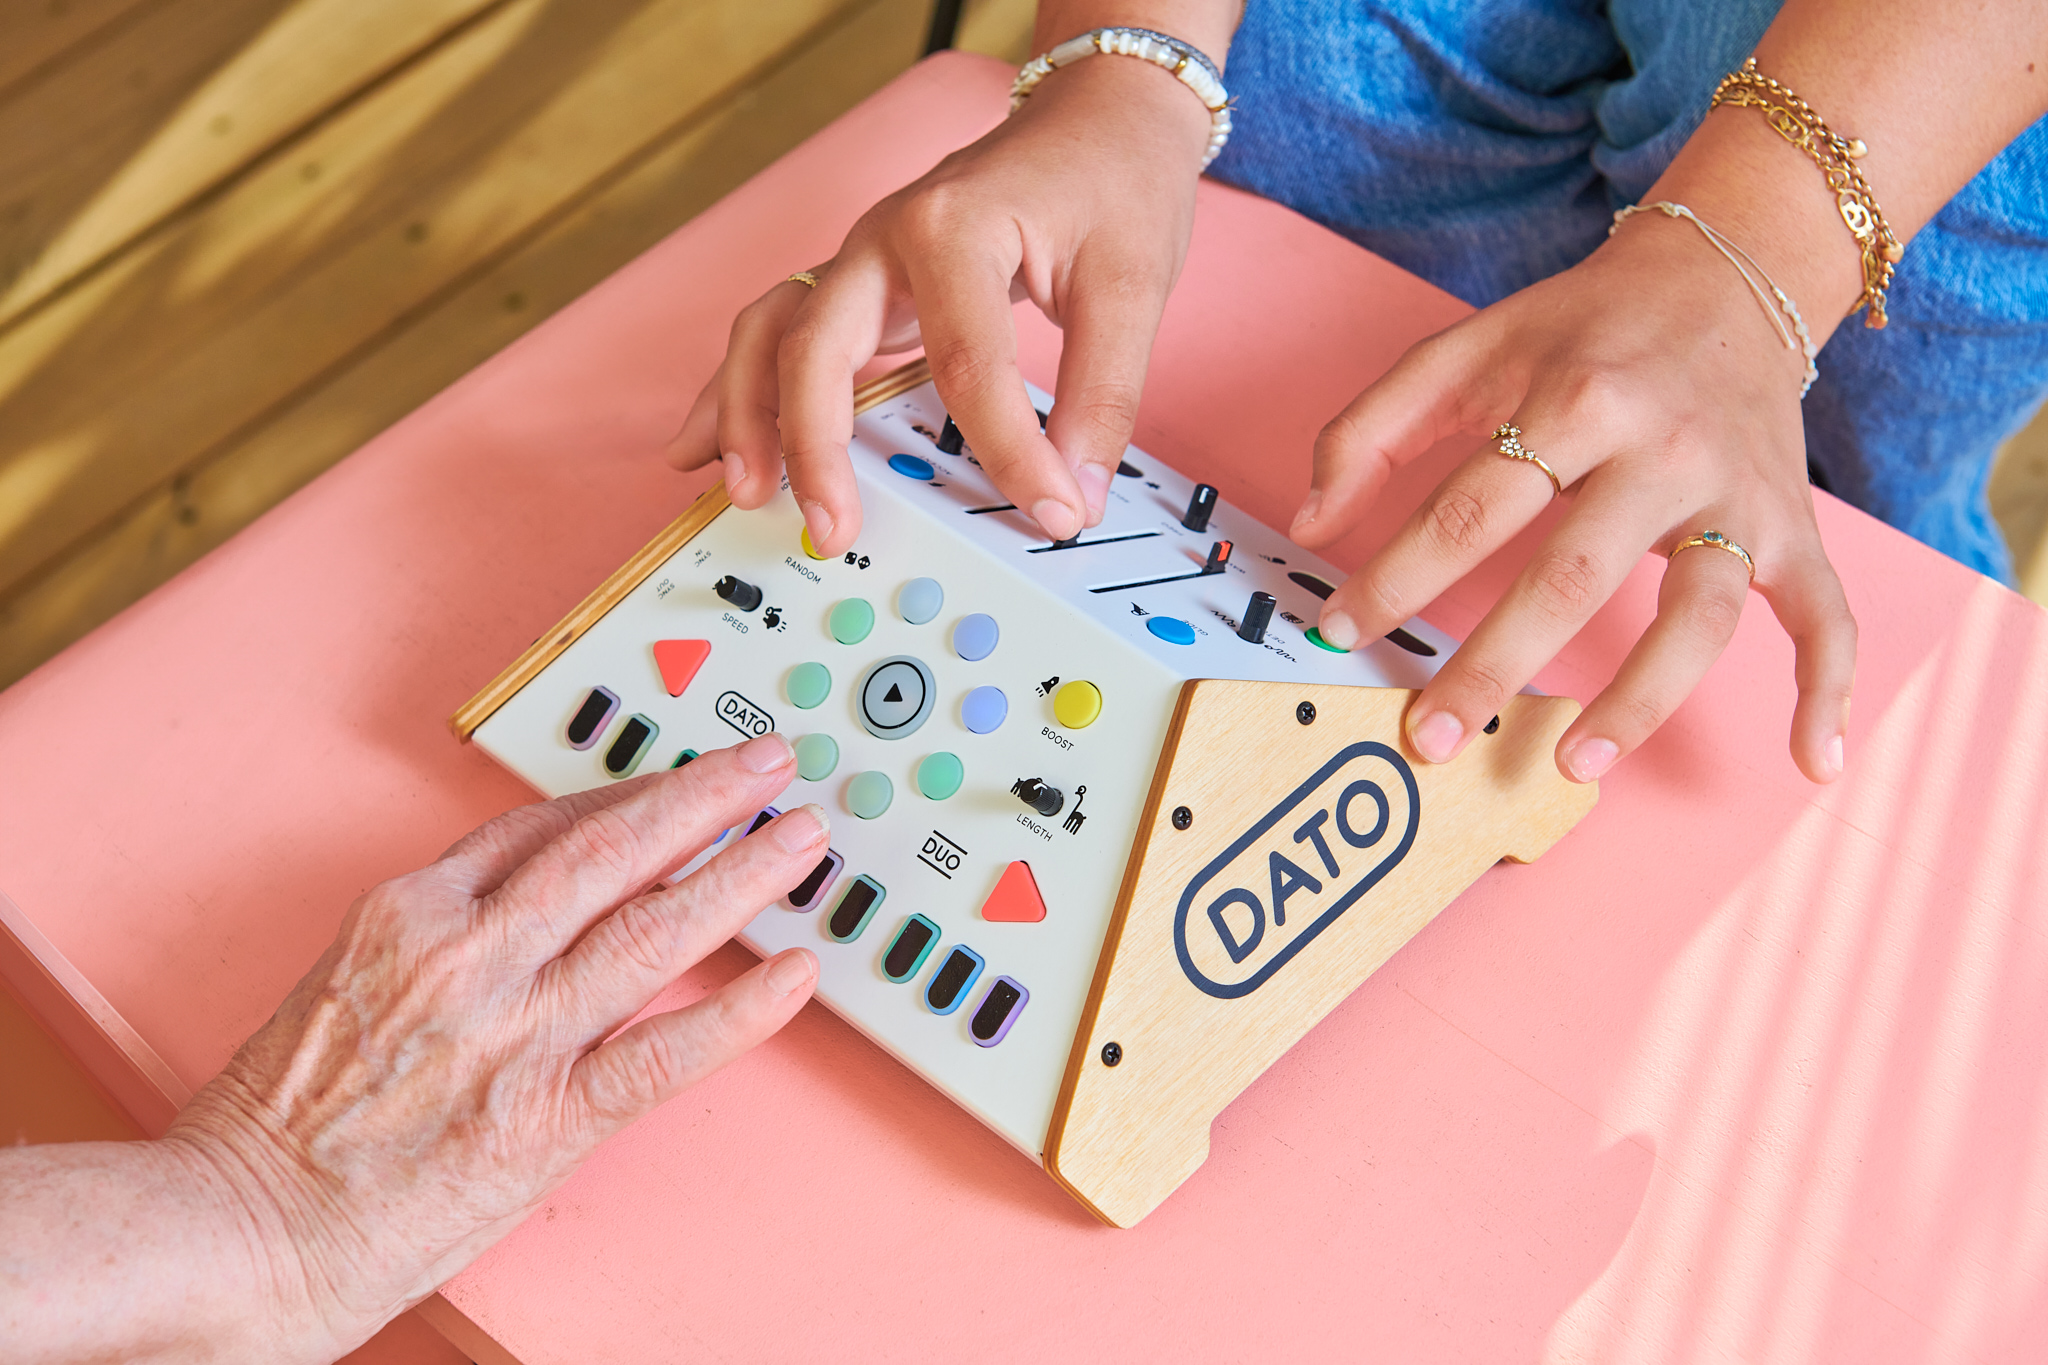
[0,0,155,98]
[1044,683,1597,1227]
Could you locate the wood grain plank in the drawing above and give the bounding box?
[0,0,157,100]
[0,0,506,324]
[0,0,924,687]
[1989,402,2048,604]
[0,0,890,608]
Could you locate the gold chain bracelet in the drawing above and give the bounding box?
[1710,57,1904,329]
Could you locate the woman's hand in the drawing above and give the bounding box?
[1295,209,1857,786]
[3,734,827,1364]
[667,52,1213,556]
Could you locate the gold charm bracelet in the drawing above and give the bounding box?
[1710,57,1904,329]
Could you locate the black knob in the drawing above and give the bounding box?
[1182,483,1218,532]
[1238,591,1276,644]
[936,416,965,455]
[713,575,762,611]
[1013,777,1065,818]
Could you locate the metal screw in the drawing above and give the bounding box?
[1171,805,1193,830]
[1484,715,1500,735]
[1101,1041,1123,1067]
[1296,700,1317,725]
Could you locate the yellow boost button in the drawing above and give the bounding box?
[1053,679,1102,729]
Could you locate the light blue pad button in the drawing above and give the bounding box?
[952,613,999,661]
[961,685,1007,734]
[848,770,894,819]
[1147,615,1198,646]
[887,453,935,480]
[898,577,944,625]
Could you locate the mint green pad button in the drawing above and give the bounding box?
[786,661,831,708]
[847,770,893,819]
[794,734,839,781]
[916,752,964,800]
[829,598,875,645]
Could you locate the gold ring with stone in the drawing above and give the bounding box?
[787,271,821,288]
[1492,423,1563,496]
[1670,529,1756,580]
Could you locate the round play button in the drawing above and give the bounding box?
[856,655,937,740]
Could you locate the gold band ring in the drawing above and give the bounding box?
[1670,530,1756,580]
[1492,423,1563,496]
[787,271,821,288]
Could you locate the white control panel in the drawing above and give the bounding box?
[470,379,1455,1158]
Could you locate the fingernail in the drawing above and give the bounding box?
[1411,710,1464,764]
[1319,608,1359,650]
[720,451,745,496]
[1566,736,1619,782]
[1076,464,1112,521]
[798,499,834,552]
[1291,488,1322,535]
[737,732,794,773]
[1030,498,1081,542]
[764,948,816,997]
[1824,733,1845,777]
[770,802,829,853]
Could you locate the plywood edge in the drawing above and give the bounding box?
[1041,678,1201,1226]
[414,1291,526,1365]
[0,888,192,1135]
[448,481,732,739]
[448,357,930,739]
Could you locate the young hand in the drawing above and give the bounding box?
[1295,212,1857,786]
[667,52,1213,555]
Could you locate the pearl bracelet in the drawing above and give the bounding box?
[1010,27,1233,169]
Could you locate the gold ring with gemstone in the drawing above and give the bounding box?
[787,270,821,288]
[1670,530,1756,580]
[1492,423,1562,496]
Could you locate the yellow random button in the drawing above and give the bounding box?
[1053,679,1102,729]
[800,526,828,560]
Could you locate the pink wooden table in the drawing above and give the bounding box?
[4,53,2046,1363]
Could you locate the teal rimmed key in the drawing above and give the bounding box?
[826,875,886,943]
[881,913,940,983]
[847,770,893,819]
[916,752,963,800]
[794,733,839,781]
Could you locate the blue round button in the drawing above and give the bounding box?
[887,453,935,481]
[961,685,1008,734]
[1147,615,1198,646]
[952,613,1000,662]
[898,576,944,625]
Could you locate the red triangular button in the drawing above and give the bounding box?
[652,639,712,697]
[980,860,1046,923]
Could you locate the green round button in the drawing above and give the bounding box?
[829,598,875,645]
[1305,626,1350,653]
[785,661,831,709]
[847,769,893,819]
[916,751,963,800]
[794,733,839,782]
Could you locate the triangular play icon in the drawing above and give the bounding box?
[884,682,904,703]
[980,860,1046,923]
[651,639,712,697]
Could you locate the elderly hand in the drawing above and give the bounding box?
[2,732,824,1364]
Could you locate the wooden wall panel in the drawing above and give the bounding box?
[0,0,925,685]
[0,0,507,323]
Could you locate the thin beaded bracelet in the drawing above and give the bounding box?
[1710,57,1903,329]
[1011,27,1233,169]
[1612,201,1819,398]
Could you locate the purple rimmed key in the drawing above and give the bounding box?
[968,976,1028,1047]
[564,686,620,750]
